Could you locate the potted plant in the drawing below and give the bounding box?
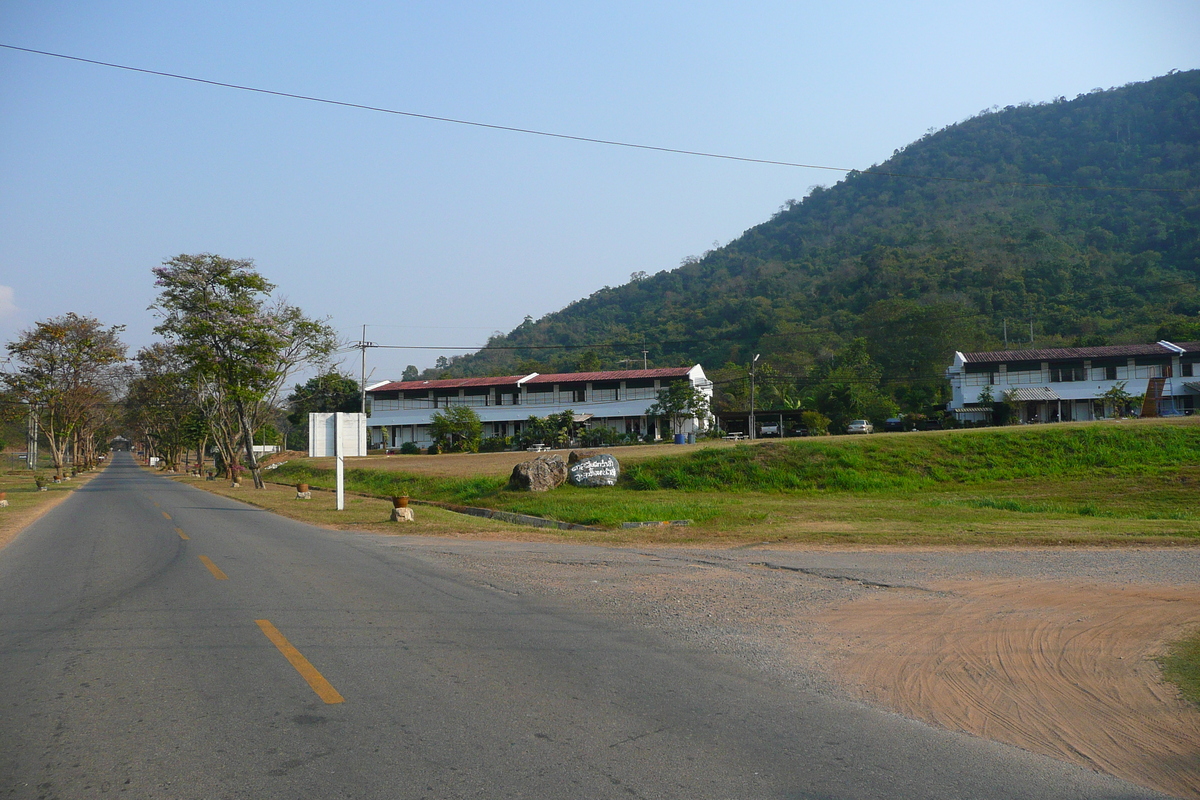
[392,495,409,509]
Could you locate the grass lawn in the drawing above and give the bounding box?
[178,417,1200,546]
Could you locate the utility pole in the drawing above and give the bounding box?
[749,354,760,440]
[26,403,38,469]
[357,324,377,415]
[641,339,649,370]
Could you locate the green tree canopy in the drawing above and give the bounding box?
[3,313,126,473]
[429,405,483,453]
[151,253,336,486]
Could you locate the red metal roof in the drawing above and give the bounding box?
[962,342,1186,365]
[370,375,527,392]
[523,367,693,384]
[368,367,695,393]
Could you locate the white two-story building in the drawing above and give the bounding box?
[365,366,712,448]
[946,341,1200,423]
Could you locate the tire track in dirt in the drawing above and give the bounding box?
[817,580,1200,799]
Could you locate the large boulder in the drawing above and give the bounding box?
[567,453,620,488]
[509,455,568,492]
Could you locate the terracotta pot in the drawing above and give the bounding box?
[0,491,6,502]
[392,495,409,509]
[297,483,310,493]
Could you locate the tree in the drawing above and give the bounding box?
[1100,381,1136,417]
[429,405,483,452]
[3,313,126,474]
[519,410,576,449]
[646,381,710,436]
[125,343,201,471]
[285,370,360,448]
[808,339,898,432]
[575,350,602,373]
[401,365,419,382]
[151,254,336,488]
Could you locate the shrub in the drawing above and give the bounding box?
[480,435,512,452]
[425,442,440,455]
[399,442,420,455]
[800,410,831,435]
[580,426,618,447]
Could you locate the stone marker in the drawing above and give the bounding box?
[390,507,414,522]
[509,455,568,492]
[567,453,620,488]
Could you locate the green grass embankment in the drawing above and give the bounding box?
[622,423,1200,491]
[270,421,1200,540]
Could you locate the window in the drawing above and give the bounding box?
[1050,365,1085,382]
[1183,363,1195,377]
[1105,365,1117,381]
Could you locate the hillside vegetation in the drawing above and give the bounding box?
[437,70,1200,411]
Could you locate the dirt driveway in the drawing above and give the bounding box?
[379,540,1200,799]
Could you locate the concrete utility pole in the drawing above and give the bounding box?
[749,354,760,440]
[358,324,377,415]
[26,403,38,469]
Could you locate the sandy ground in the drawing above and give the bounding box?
[819,578,1200,799]
[388,541,1200,799]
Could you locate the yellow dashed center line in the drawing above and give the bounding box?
[175,527,189,540]
[198,555,229,580]
[256,620,345,704]
[161,511,171,520]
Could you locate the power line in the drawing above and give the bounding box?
[1,43,1192,195]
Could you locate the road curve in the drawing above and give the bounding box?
[0,452,1172,799]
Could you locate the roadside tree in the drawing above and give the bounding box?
[151,254,336,488]
[3,313,126,475]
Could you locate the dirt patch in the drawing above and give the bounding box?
[817,579,1200,799]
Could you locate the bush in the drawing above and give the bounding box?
[580,426,618,447]
[480,435,512,452]
[800,410,831,435]
[425,442,440,455]
[399,441,420,455]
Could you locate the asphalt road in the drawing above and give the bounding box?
[0,453,1172,799]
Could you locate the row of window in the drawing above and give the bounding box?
[960,363,1193,386]
[370,385,665,411]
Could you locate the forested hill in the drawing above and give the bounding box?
[436,70,1200,394]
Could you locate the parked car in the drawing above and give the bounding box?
[884,417,905,433]
[846,419,874,434]
[786,425,809,437]
[759,423,780,437]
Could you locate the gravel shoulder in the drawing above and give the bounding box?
[371,539,1200,799]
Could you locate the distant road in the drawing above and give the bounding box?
[0,452,1170,799]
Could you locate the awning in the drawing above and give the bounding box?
[573,413,594,423]
[1003,387,1062,402]
[1183,381,1200,393]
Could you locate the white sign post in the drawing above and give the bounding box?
[308,412,367,511]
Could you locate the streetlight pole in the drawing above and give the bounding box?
[749,354,760,440]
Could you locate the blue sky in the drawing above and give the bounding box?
[2,1,1198,380]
